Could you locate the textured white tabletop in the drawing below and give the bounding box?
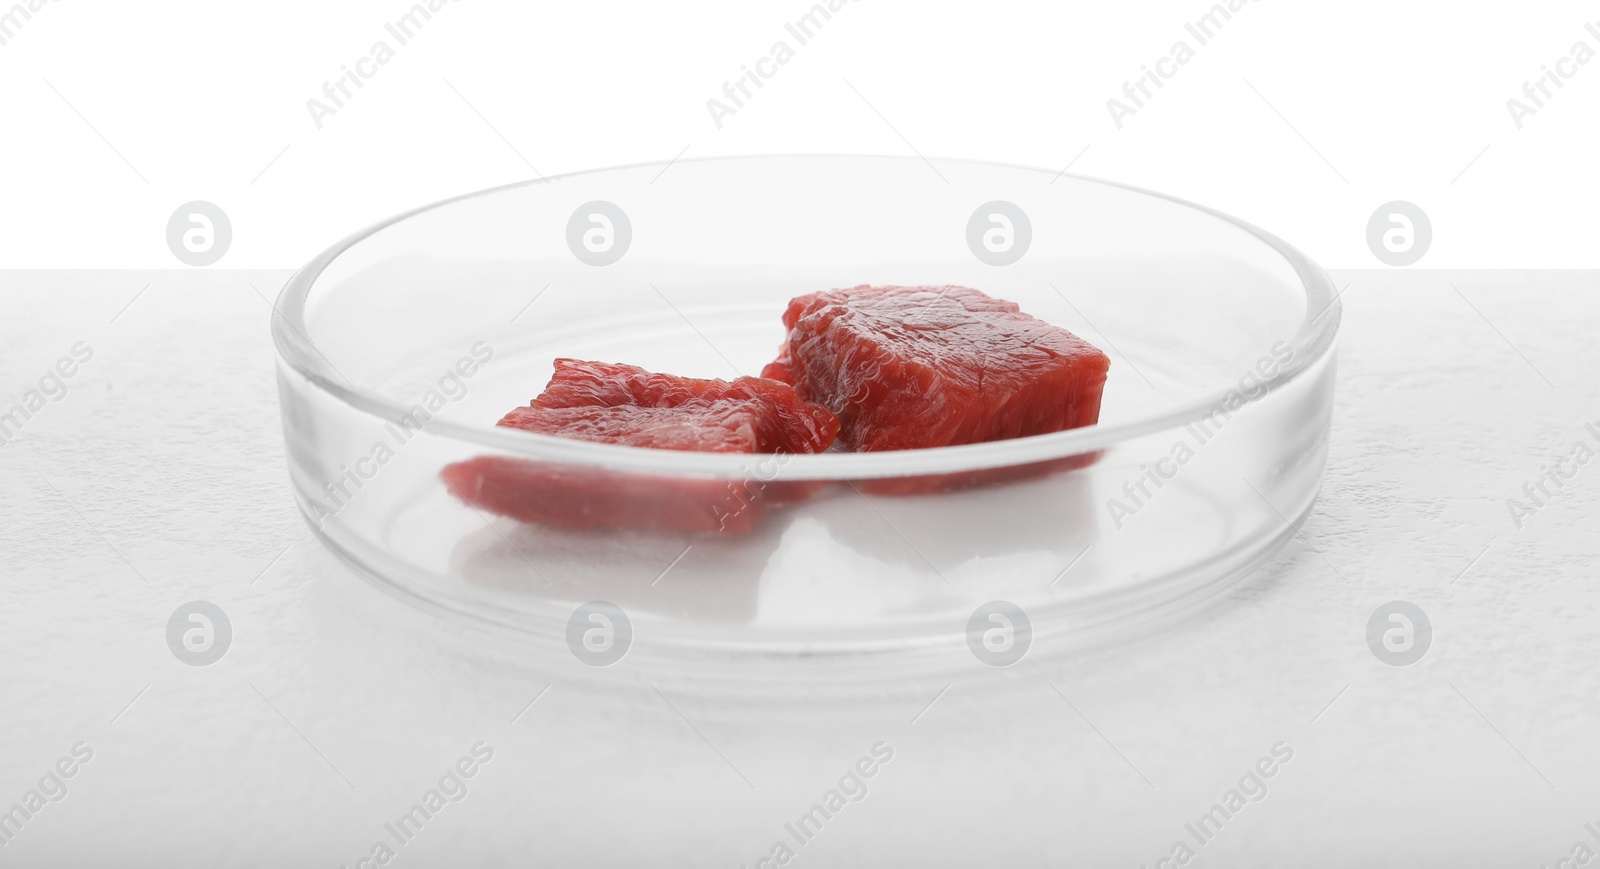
[1,269,1597,867]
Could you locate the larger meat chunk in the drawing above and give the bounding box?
[762,285,1110,451]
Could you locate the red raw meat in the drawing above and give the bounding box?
[497,401,772,453]
[763,285,1110,452]
[441,360,838,533]
[531,358,838,455]
[441,456,768,534]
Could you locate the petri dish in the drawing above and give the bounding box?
[272,154,1338,675]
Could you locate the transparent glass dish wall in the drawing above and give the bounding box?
[273,156,1338,666]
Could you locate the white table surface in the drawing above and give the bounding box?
[2,269,1598,868]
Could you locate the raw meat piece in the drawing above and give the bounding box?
[762,285,1110,452]
[531,358,839,455]
[497,400,771,453]
[441,360,838,533]
[441,456,768,534]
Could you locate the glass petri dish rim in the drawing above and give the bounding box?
[271,154,1339,481]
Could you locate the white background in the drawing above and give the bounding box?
[5,2,1600,862]
[1,0,1596,269]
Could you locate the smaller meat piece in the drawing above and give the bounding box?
[440,360,839,533]
[531,358,839,455]
[440,456,768,534]
[497,400,773,453]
